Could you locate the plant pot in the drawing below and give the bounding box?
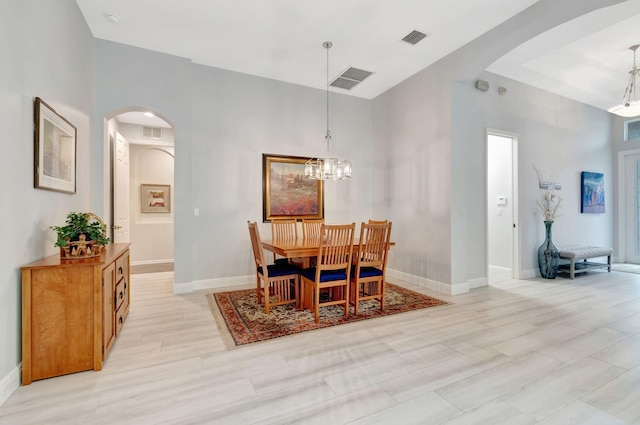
[59,236,101,260]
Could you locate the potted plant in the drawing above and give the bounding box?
[51,212,110,259]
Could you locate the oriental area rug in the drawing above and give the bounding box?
[206,283,449,349]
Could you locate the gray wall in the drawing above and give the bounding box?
[0,0,93,402]
[94,44,373,291]
[93,40,194,288]
[372,0,621,293]
[0,0,626,405]
[454,72,613,282]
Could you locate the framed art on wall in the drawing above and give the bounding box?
[262,154,324,222]
[34,97,77,194]
[141,184,171,213]
[581,171,605,213]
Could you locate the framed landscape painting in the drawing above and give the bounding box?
[34,97,77,194]
[262,154,324,222]
[581,171,605,213]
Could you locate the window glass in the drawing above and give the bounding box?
[626,119,640,141]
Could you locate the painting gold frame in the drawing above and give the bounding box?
[262,154,324,222]
[34,97,77,194]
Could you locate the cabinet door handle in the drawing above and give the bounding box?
[119,291,124,299]
[118,266,123,275]
[119,317,123,324]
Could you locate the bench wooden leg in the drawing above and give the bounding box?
[570,260,575,280]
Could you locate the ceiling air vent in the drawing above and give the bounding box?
[330,67,373,91]
[143,126,162,139]
[402,30,428,45]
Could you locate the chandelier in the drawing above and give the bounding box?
[305,41,352,180]
[608,44,640,118]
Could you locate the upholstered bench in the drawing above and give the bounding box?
[557,245,613,279]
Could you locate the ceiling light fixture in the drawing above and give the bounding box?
[305,41,352,181]
[608,44,640,118]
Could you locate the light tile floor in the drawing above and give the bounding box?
[1,269,639,424]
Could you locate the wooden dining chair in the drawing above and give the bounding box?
[300,223,355,323]
[301,218,324,239]
[350,221,392,315]
[248,221,300,314]
[270,218,298,264]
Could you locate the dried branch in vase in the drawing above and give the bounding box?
[533,165,562,222]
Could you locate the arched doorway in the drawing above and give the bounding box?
[104,108,175,273]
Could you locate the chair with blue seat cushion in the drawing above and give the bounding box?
[350,221,392,315]
[248,221,300,314]
[300,223,355,323]
[271,218,298,265]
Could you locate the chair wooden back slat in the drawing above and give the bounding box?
[271,218,298,240]
[302,218,324,240]
[318,223,355,272]
[368,219,388,225]
[357,222,392,269]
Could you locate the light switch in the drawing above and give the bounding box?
[496,196,507,206]
[194,208,200,216]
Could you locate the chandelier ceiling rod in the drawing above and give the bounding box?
[305,41,352,181]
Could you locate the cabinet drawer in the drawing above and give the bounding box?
[115,283,129,336]
[115,251,129,283]
[114,278,126,311]
[115,304,126,336]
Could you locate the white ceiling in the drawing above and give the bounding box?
[75,0,640,119]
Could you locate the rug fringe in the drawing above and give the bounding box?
[205,293,237,350]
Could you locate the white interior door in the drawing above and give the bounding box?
[487,130,519,282]
[624,154,640,263]
[113,131,130,243]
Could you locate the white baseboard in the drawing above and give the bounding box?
[0,363,21,407]
[387,268,468,295]
[130,258,174,266]
[174,275,253,294]
[467,277,488,289]
[489,265,512,276]
[519,268,538,279]
[176,269,477,296]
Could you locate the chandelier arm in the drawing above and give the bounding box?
[623,72,634,103]
[610,44,640,117]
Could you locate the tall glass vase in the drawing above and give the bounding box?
[538,220,559,279]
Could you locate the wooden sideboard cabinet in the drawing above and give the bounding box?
[20,243,130,385]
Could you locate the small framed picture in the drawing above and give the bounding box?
[34,97,77,194]
[141,184,171,213]
[581,171,605,213]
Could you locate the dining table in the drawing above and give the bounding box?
[262,237,395,309]
[261,238,395,269]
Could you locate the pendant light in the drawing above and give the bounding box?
[608,44,640,118]
[305,41,352,180]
